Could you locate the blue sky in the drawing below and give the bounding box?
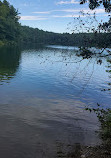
[8,0,110,33]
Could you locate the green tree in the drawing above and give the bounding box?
[80,0,111,12]
[0,0,20,44]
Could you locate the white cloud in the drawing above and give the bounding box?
[20,16,47,20]
[56,0,79,5]
[21,3,30,7]
[52,14,84,18]
[52,13,107,18]
[63,8,106,14]
[91,8,105,14]
[19,2,35,7]
[32,11,51,14]
[21,8,107,21]
[33,8,105,14]
[80,8,105,14]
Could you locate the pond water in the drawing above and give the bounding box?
[0,45,111,158]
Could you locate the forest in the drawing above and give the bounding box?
[0,0,111,158]
[0,0,111,47]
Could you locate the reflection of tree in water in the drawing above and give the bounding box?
[21,43,45,51]
[0,46,21,84]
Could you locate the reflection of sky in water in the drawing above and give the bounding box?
[0,46,110,157]
[1,46,110,107]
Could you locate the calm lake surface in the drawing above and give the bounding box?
[0,45,111,158]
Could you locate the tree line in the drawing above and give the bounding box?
[0,0,111,48]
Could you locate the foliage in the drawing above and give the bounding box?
[86,104,111,146]
[99,18,111,33]
[0,40,5,46]
[20,25,111,47]
[0,1,111,47]
[80,0,111,12]
[78,9,111,152]
[76,1,111,148]
[0,0,20,44]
